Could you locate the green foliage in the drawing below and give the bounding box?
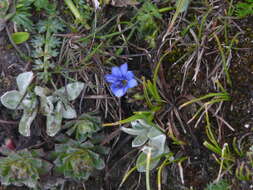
[1,72,85,137]
[235,0,253,18]
[121,119,169,172]
[204,180,230,190]
[135,1,162,47]
[236,145,253,181]
[0,72,37,136]
[0,0,9,17]
[64,113,102,142]
[64,0,91,29]
[12,0,56,31]
[31,18,65,82]
[0,149,50,188]
[54,140,106,180]
[35,82,85,136]
[11,31,30,44]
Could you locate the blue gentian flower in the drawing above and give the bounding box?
[105,63,138,97]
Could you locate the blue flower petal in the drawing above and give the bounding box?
[112,66,122,77]
[105,74,117,83]
[120,63,128,75]
[127,79,138,88]
[125,71,134,80]
[111,86,125,97]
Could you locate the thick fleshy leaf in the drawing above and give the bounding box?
[34,86,51,97]
[1,90,22,110]
[148,134,166,155]
[40,96,54,115]
[136,152,160,172]
[46,101,63,136]
[56,82,85,101]
[21,94,38,111]
[90,151,105,170]
[16,72,33,94]
[19,108,38,136]
[132,135,148,147]
[62,105,77,119]
[131,119,152,129]
[121,127,147,136]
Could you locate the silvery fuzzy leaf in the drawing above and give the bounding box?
[56,82,85,101]
[46,101,63,137]
[62,105,77,119]
[47,95,58,104]
[147,126,163,139]
[16,72,33,94]
[131,119,153,129]
[121,127,147,136]
[136,152,160,172]
[21,95,38,111]
[39,96,54,115]
[34,86,51,97]
[132,135,148,147]
[148,134,166,156]
[0,90,22,110]
[19,108,38,136]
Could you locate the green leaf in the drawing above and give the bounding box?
[56,82,85,101]
[132,136,148,147]
[136,152,160,172]
[16,71,33,94]
[0,0,9,17]
[165,0,190,34]
[62,105,77,119]
[121,127,147,136]
[148,134,166,155]
[176,0,190,13]
[0,90,22,110]
[11,32,30,44]
[46,101,63,136]
[19,108,38,136]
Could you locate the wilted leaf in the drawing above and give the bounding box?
[1,90,22,110]
[16,72,33,94]
[11,32,30,44]
[19,108,38,136]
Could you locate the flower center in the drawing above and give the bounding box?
[121,79,127,86]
